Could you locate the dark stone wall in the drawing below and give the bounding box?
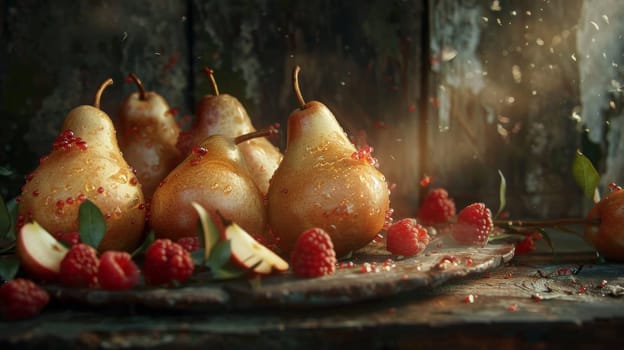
[428,0,586,218]
[0,0,191,197]
[0,0,429,217]
[0,0,595,219]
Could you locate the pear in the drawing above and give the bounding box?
[18,79,146,252]
[267,66,390,257]
[177,68,282,194]
[117,73,181,200]
[151,129,274,241]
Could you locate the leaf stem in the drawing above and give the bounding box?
[494,217,600,228]
[0,241,16,254]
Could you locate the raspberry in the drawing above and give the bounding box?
[98,251,141,290]
[386,218,430,256]
[452,203,493,246]
[514,236,535,255]
[290,228,337,278]
[176,236,202,253]
[59,243,100,288]
[0,279,49,320]
[143,239,194,286]
[54,231,80,247]
[251,231,281,255]
[417,188,456,226]
[514,232,543,255]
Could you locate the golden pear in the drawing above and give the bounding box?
[267,66,390,257]
[117,73,181,200]
[18,79,146,252]
[151,130,269,241]
[177,68,282,194]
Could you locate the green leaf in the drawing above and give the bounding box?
[191,249,206,266]
[208,240,232,271]
[196,220,206,252]
[496,169,507,219]
[191,202,220,261]
[0,166,12,177]
[192,220,207,266]
[487,233,525,243]
[536,228,556,257]
[5,198,18,241]
[78,200,106,249]
[0,196,10,238]
[212,264,249,280]
[572,150,600,200]
[0,241,16,254]
[131,230,155,257]
[0,255,20,280]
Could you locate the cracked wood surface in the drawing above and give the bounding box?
[2,243,624,349]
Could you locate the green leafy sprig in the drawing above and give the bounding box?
[0,197,19,280]
[191,202,250,280]
[78,199,106,249]
[0,198,112,280]
[572,150,600,201]
[490,152,602,254]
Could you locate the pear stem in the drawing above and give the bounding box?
[127,73,147,100]
[292,65,306,109]
[234,125,279,144]
[494,217,600,228]
[94,78,113,110]
[204,67,219,96]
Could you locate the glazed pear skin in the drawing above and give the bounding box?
[118,75,181,200]
[267,101,390,258]
[18,82,146,253]
[180,81,282,195]
[151,135,267,241]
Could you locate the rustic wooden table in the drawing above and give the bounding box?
[1,234,623,349]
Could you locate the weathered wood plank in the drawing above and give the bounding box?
[2,254,623,349]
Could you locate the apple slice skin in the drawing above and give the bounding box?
[223,223,289,275]
[16,222,68,282]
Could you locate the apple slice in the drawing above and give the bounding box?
[191,201,221,260]
[16,221,69,281]
[224,223,289,274]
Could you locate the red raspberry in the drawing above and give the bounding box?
[514,232,543,255]
[417,188,456,226]
[176,236,202,253]
[143,239,194,286]
[98,251,141,290]
[251,231,281,254]
[0,278,50,320]
[514,236,536,255]
[452,203,493,246]
[290,228,337,278]
[54,231,81,246]
[59,243,100,288]
[386,218,430,256]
